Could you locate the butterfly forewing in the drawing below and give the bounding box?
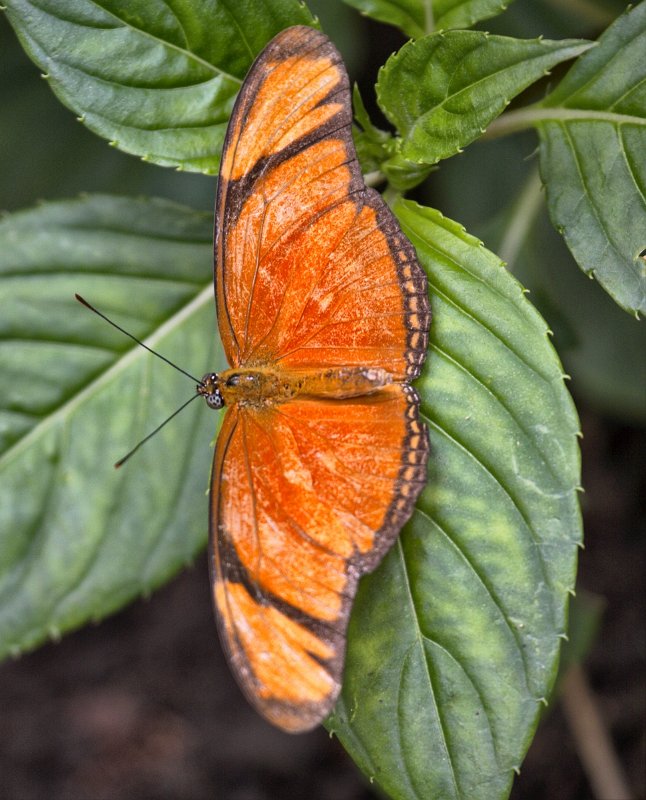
[215,26,429,378]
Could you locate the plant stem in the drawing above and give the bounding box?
[484,108,645,140]
[499,168,544,271]
[382,185,401,209]
[561,664,634,800]
[363,170,385,188]
[424,0,434,34]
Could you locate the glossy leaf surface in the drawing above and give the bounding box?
[377,32,591,168]
[4,0,315,173]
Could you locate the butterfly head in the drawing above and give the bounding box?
[198,372,225,410]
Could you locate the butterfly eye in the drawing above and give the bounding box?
[206,389,224,410]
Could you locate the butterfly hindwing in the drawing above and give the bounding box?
[209,385,428,732]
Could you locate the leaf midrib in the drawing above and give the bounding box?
[396,536,460,799]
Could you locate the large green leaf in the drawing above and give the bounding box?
[376,31,590,187]
[0,195,222,655]
[536,3,646,316]
[328,200,582,800]
[3,0,315,174]
[339,0,514,38]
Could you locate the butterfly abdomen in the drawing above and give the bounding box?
[289,365,393,399]
[202,365,395,408]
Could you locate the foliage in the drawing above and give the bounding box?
[1,1,643,798]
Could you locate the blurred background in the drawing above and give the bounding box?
[1,1,643,797]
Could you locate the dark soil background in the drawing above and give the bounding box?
[1,404,644,800]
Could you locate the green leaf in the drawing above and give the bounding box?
[510,200,646,423]
[377,32,591,173]
[3,0,315,174]
[536,4,646,316]
[0,195,224,656]
[340,0,515,38]
[328,200,582,800]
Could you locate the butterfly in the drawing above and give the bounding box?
[198,25,430,733]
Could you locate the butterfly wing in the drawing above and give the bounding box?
[215,25,429,377]
[210,384,428,732]
[211,25,431,732]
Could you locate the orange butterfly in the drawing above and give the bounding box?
[198,25,430,733]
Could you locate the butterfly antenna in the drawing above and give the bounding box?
[75,294,203,384]
[114,393,201,468]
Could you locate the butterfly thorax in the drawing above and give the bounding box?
[198,365,393,410]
